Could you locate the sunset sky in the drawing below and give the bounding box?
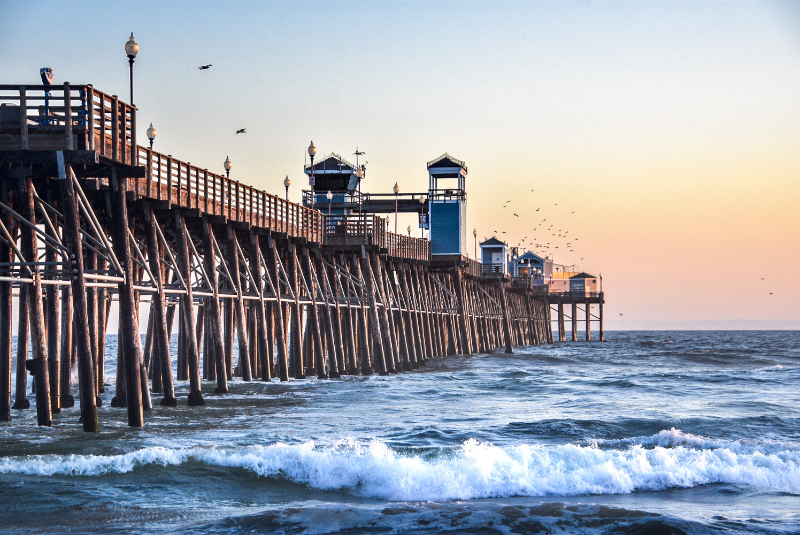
[2,1,798,329]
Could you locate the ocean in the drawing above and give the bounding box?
[0,330,798,534]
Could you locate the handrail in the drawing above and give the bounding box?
[324,214,430,261]
[1,82,429,259]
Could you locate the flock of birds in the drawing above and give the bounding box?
[199,65,248,135]
[486,189,585,263]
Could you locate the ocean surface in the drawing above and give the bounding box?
[0,330,798,534]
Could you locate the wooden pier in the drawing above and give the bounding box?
[0,83,600,431]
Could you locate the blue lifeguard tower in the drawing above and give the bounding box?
[427,153,467,257]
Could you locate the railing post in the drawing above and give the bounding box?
[63,82,73,150]
[86,85,95,151]
[19,87,28,150]
[166,155,173,205]
[130,104,136,165]
[100,92,107,157]
[203,170,209,213]
[146,148,153,197]
[111,95,119,162]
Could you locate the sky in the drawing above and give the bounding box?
[1,0,798,330]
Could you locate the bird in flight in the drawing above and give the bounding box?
[620,313,623,316]
[514,213,519,217]
[761,278,765,280]
[536,208,540,211]
[236,128,247,134]
[770,292,773,295]
[198,64,212,70]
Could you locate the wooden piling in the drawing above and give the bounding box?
[174,213,204,406]
[56,158,96,430]
[571,301,577,342]
[0,184,11,421]
[599,300,605,342]
[226,228,252,381]
[300,247,327,379]
[358,251,386,374]
[200,217,229,393]
[59,285,74,407]
[143,208,176,405]
[266,234,289,381]
[21,176,51,426]
[287,241,305,379]
[315,251,342,378]
[248,232,271,381]
[45,232,60,413]
[585,303,591,342]
[110,168,144,424]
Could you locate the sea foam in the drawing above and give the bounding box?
[1,434,799,501]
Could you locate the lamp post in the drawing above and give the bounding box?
[224,156,232,179]
[353,148,365,217]
[359,164,366,218]
[326,190,333,216]
[125,33,138,105]
[393,182,399,234]
[473,228,477,260]
[419,196,425,238]
[146,122,156,149]
[308,141,316,210]
[284,176,290,201]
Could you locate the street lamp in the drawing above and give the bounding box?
[224,156,232,179]
[419,196,425,238]
[326,190,333,216]
[308,141,316,210]
[125,33,138,105]
[473,228,477,260]
[393,182,399,234]
[146,122,156,149]
[284,175,290,201]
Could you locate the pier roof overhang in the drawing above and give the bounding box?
[427,153,467,177]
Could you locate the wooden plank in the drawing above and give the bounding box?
[19,87,28,150]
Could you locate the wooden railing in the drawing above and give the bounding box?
[325,214,430,261]
[1,82,430,256]
[0,83,135,163]
[134,147,324,242]
[465,257,482,277]
[384,230,429,261]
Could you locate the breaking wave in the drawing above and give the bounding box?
[2,431,799,501]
